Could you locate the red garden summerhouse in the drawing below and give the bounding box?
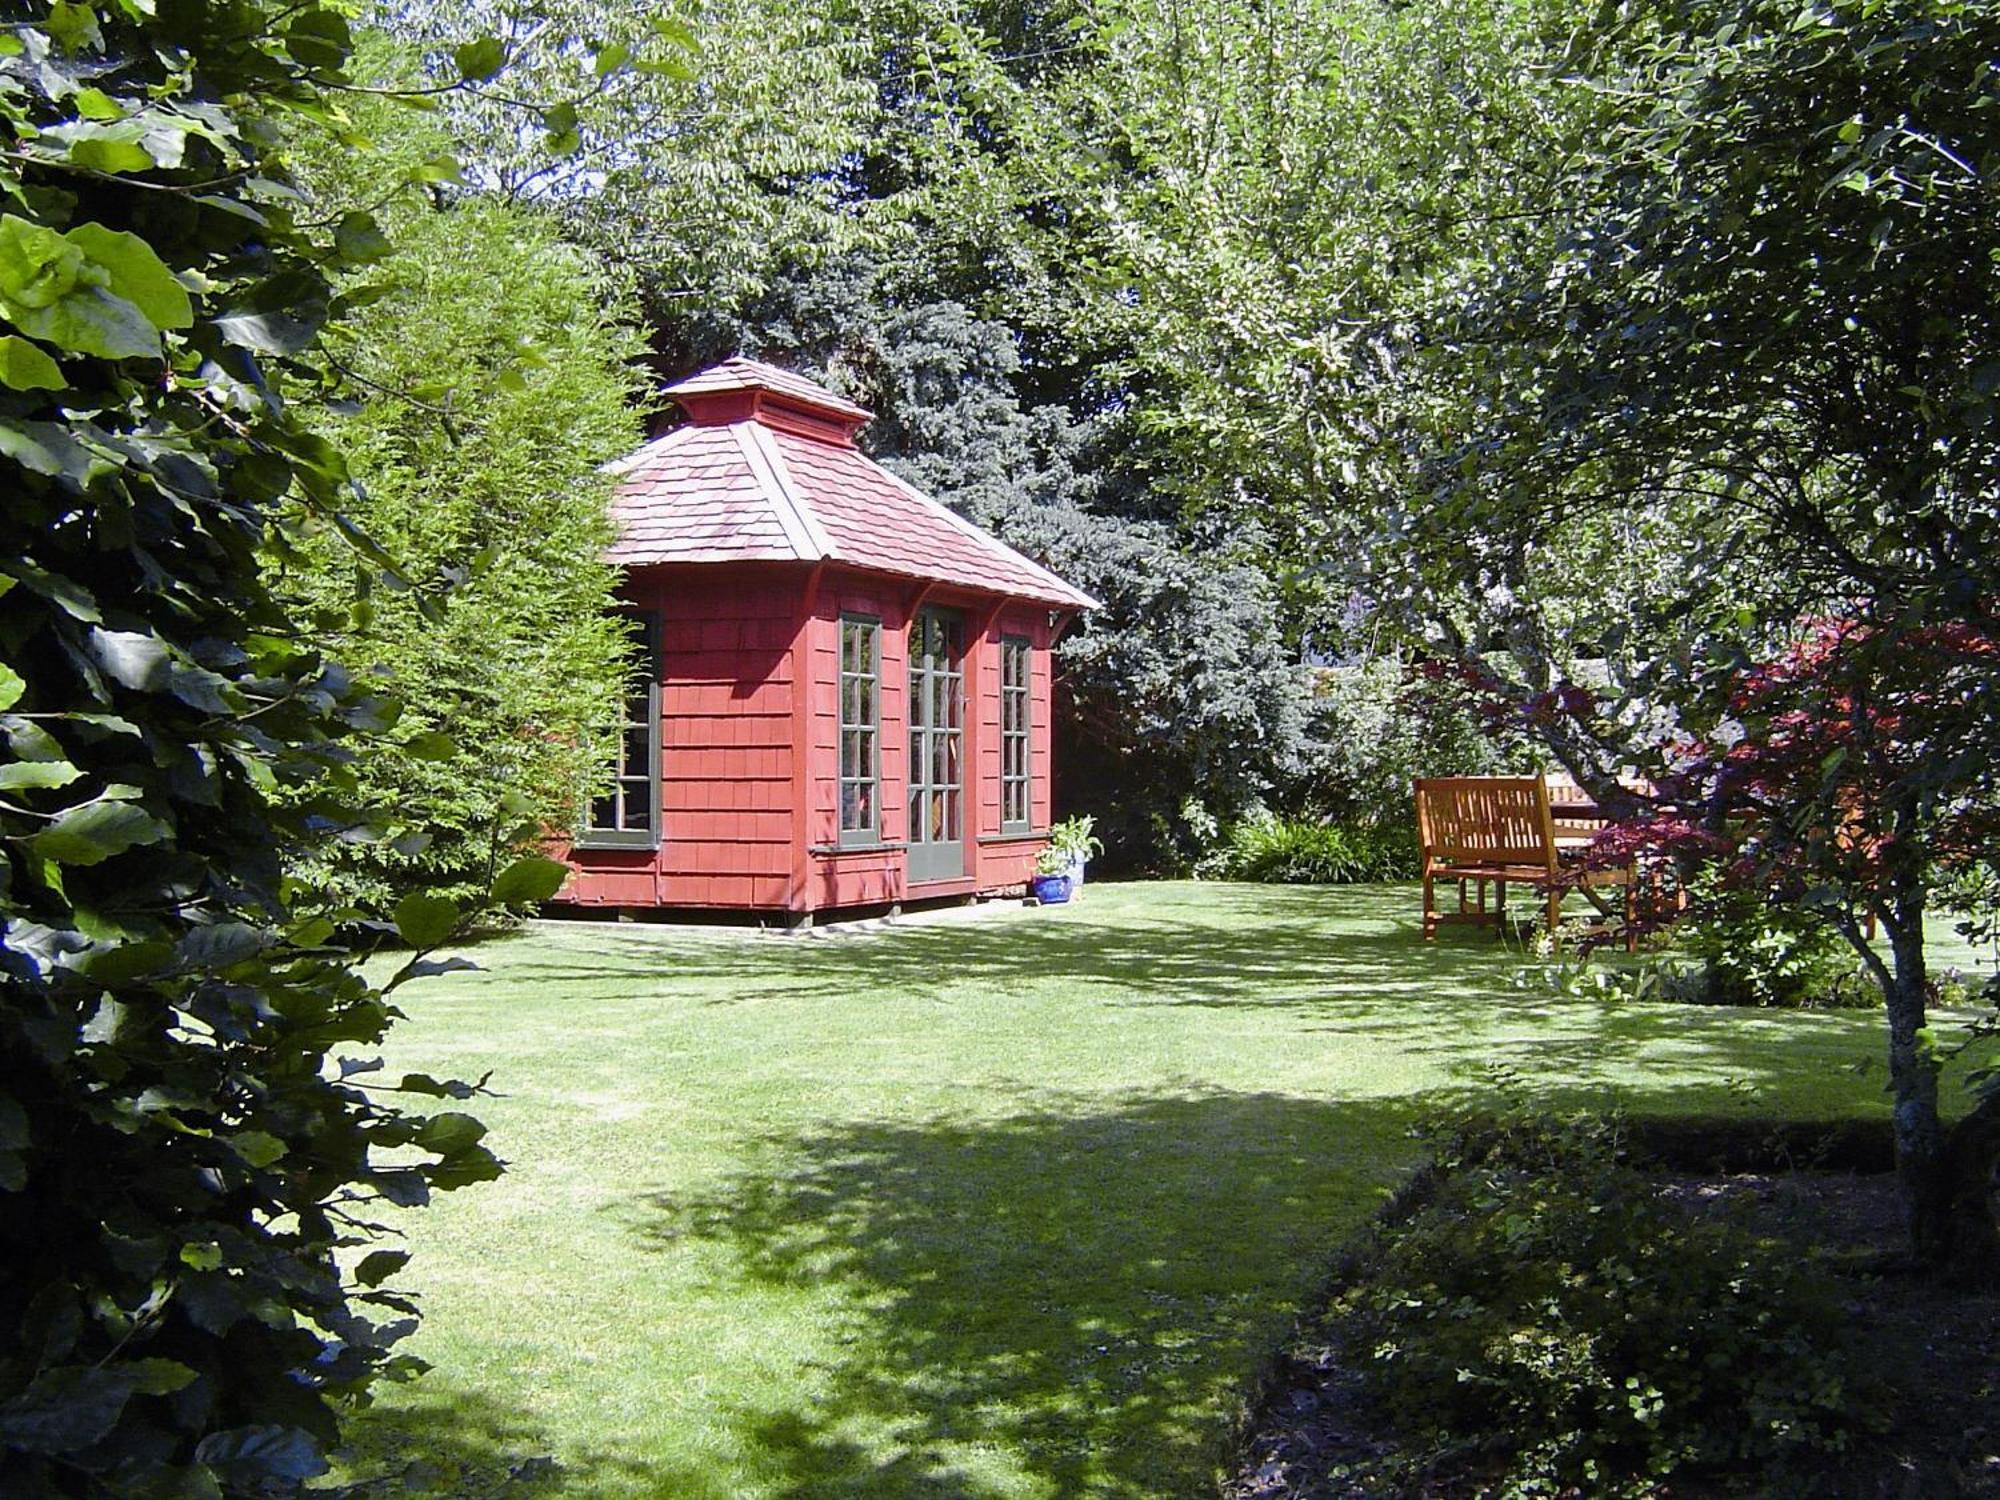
[553,357,1098,924]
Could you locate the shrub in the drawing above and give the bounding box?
[1218,814,1418,884]
[1344,1112,1874,1495]
[283,75,651,911]
[1666,883,1875,1009]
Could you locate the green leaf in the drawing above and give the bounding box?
[354,1249,410,1287]
[490,855,569,905]
[228,1131,287,1168]
[414,1111,487,1155]
[0,334,62,389]
[0,1366,135,1454]
[10,284,157,359]
[593,42,631,76]
[633,52,699,81]
[333,211,392,266]
[414,154,466,185]
[0,663,22,711]
[28,799,170,866]
[392,891,459,950]
[213,268,329,354]
[127,1359,198,1396]
[91,627,171,690]
[180,1242,223,1271]
[72,87,120,121]
[453,36,506,82]
[192,1424,329,1485]
[650,15,700,50]
[66,222,194,330]
[0,214,84,311]
[67,136,154,174]
[43,2,104,51]
[283,8,352,71]
[401,730,455,761]
[0,760,81,791]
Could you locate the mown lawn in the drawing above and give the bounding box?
[334,882,1947,1499]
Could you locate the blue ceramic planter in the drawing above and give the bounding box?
[1029,873,1073,905]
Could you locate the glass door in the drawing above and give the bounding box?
[906,608,965,883]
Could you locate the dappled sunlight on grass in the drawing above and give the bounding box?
[331,880,1924,1498]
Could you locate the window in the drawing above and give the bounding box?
[838,614,881,843]
[1000,635,1031,831]
[579,612,662,849]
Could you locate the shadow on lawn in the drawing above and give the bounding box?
[327,1383,656,1498]
[513,884,1534,1012]
[507,883,1878,1116]
[616,1086,1433,1499]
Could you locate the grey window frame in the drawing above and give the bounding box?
[1000,634,1032,833]
[837,613,882,848]
[576,611,663,850]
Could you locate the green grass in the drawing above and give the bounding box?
[335,881,1967,1499]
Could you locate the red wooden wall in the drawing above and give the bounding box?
[562,565,800,910]
[558,562,1066,917]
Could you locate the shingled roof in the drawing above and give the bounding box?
[603,357,1098,611]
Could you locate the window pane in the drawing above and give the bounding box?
[622,776,651,829]
[909,786,923,836]
[945,733,960,784]
[945,789,960,840]
[857,625,875,674]
[842,676,860,726]
[909,730,923,783]
[857,675,874,724]
[841,782,863,831]
[588,793,618,830]
[930,789,946,839]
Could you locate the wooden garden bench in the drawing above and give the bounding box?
[1413,775,1635,947]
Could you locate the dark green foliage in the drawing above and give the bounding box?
[1347,1113,1874,1494]
[1666,888,1876,1011]
[0,5,523,1492]
[284,79,650,908]
[1284,655,1520,826]
[1218,816,1416,885]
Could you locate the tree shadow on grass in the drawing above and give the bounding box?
[324,1382,663,1499]
[502,884,1539,1014]
[612,1088,1433,1499]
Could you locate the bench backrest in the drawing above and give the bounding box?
[1413,776,1558,872]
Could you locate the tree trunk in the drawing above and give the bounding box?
[1877,913,1948,1258]
[1867,895,1997,1282]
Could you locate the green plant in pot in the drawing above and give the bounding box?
[1046,815,1104,888]
[1030,844,1075,904]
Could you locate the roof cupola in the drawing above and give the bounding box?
[663,356,871,446]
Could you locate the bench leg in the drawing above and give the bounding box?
[1422,872,1438,941]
